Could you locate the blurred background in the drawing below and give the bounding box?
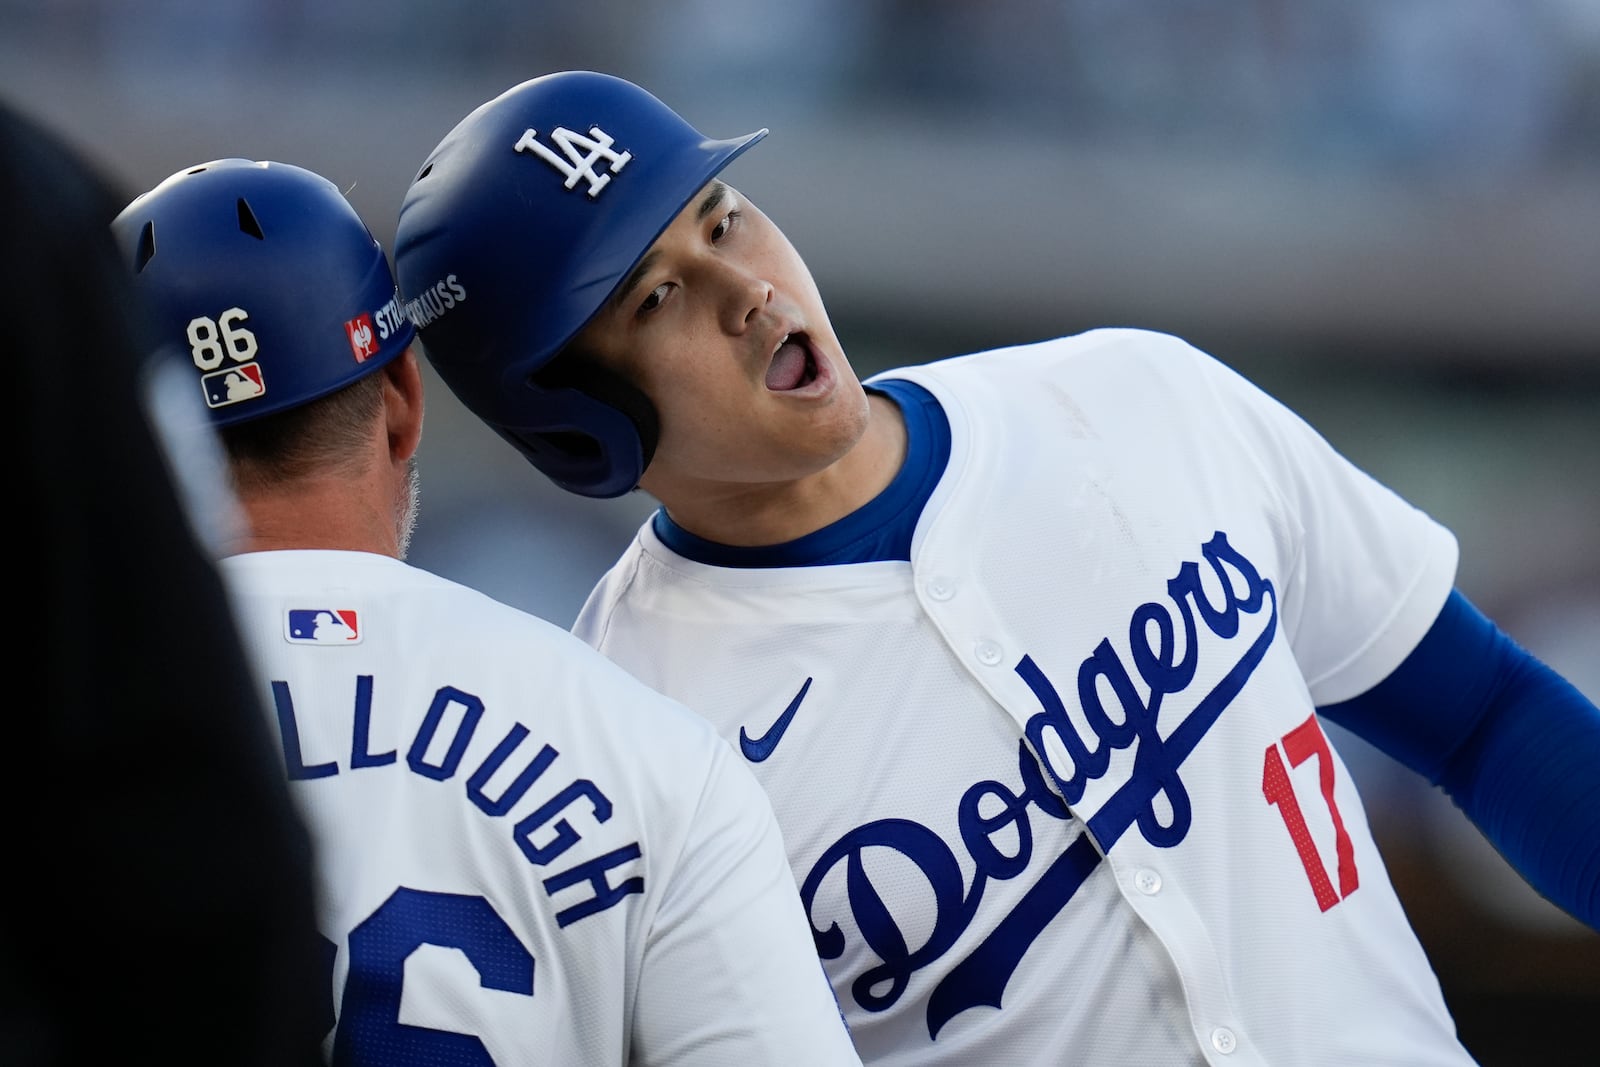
[4,1,1595,1060]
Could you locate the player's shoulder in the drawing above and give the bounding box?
[226,549,731,749]
[224,549,631,676]
[871,328,1225,414]
[223,549,555,628]
[990,327,1213,374]
[406,563,735,744]
[572,518,654,647]
[878,327,1213,385]
[394,558,688,695]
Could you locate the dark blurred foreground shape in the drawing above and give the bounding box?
[0,97,326,1066]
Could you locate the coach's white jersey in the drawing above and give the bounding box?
[221,551,861,1066]
[575,329,1475,1066]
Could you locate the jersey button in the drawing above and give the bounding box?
[1210,1027,1237,1054]
[926,577,956,601]
[974,640,1003,666]
[1133,868,1162,895]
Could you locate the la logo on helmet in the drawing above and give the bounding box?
[513,126,633,197]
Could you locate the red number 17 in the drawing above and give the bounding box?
[1262,715,1359,911]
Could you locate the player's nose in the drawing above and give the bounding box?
[712,259,774,336]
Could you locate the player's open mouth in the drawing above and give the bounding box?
[764,332,820,392]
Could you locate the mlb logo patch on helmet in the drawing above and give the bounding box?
[202,362,265,411]
[285,608,362,645]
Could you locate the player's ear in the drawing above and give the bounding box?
[382,345,425,465]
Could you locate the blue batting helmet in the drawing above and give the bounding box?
[393,70,767,498]
[112,159,413,427]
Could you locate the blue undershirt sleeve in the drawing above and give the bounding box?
[1317,589,1600,930]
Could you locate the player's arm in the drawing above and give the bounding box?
[1317,588,1600,929]
[631,738,862,1066]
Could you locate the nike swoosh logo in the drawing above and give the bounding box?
[740,677,813,763]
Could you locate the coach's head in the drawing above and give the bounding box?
[113,159,425,557]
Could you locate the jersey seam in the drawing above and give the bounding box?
[1187,341,1309,617]
[1302,534,1447,694]
[588,548,647,651]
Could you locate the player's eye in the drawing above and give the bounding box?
[711,209,741,243]
[638,283,671,315]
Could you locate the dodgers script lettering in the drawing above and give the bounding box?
[801,531,1278,1037]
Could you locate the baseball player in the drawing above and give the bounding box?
[392,72,1600,1065]
[111,158,862,1067]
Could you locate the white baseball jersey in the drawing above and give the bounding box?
[574,329,1475,1065]
[220,550,862,1066]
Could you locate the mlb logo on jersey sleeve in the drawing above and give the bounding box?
[285,608,362,645]
[345,313,378,362]
[201,363,265,411]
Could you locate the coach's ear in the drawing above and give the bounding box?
[382,345,426,466]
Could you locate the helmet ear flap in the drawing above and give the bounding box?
[521,354,660,497]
